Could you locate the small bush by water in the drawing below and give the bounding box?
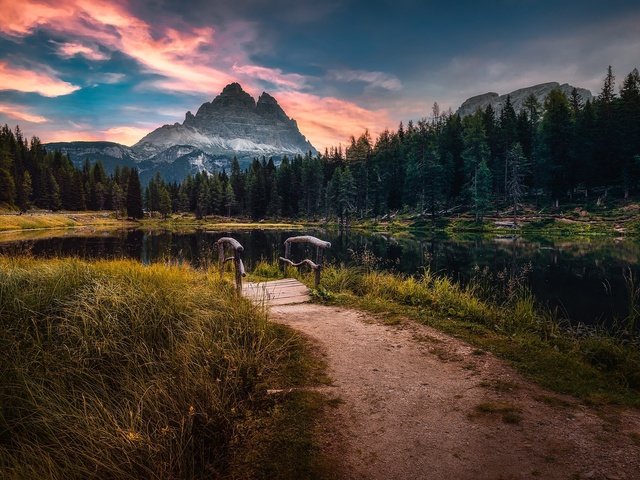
[0,257,328,479]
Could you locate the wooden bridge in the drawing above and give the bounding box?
[242,278,311,305]
[216,234,330,306]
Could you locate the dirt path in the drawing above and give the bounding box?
[270,304,640,480]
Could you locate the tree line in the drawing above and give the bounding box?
[1,66,639,223]
[0,125,144,218]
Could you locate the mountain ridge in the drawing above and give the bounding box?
[132,82,315,159]
[45,83,316,183]
[456,82,593,117]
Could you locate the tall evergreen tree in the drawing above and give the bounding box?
[540,88,572,207]
[126,169,144,219]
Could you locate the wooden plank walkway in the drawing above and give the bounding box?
[242,278,311,306]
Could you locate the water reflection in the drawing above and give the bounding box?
[2,228,639,326]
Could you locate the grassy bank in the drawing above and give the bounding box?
[0,211,308,234]
[0,257,331,479]
[3,206,640,239]
[252,261,640,407]
[0,211,131,232]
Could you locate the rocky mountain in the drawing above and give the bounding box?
[456,82,593,117]
[45,83,316,183]
[44,141,224,184]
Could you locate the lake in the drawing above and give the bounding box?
[2,227,639,327]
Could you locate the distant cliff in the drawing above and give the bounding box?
[457,82,593,117]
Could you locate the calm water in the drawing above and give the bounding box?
[2,227,640,326]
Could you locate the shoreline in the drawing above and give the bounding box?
[2,208,640,239]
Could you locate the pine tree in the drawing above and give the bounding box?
[111,183,125,218]
[158,186,172,219]
[471,160,492,223]
[178,183,190,212]
[506,143,529,221]
[462,113,492,221]
[126,169,144,219]
[619,68,640,197]
[17,171,32,212]
[47,172,62,211]
[499,95,518,197]
[222,182,236,217]
[540,88,572,207]
[338,166,356,225]
[595,66,620,189]
[70,171,86,210]
[266,178,281,217]
[0,168,15,205]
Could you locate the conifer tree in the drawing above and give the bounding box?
[126,169,144,219]
[17,171,32,212]
[222,182,236,217]
[47,172,62,211]
[158,186,172,219]
[506,143,529,221]
[111,183,125,218]
[472,160,492,223]
[540,88,572,207]
[0,168,15,205]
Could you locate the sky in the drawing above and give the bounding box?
[0,0,638,151]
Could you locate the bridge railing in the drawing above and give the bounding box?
[279,235,331,287]
[216,237,246,293]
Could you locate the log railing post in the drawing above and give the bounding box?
[279,235,331,288]
[218,241,225,277]
[216,237,245,294]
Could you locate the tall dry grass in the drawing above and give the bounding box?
[0,257,290,479]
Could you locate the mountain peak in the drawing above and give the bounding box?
[256,92,288,121]
[203,82,256,111]
[221,82,246,95]
[132,83,316,163]
[257,92,278,104]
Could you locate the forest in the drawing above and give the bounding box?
[1,66,639,223]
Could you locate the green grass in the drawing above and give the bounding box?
[0,257,332,479]
[277,262,640,406]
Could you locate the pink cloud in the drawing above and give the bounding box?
[0,0,72,36]
[0,61,80,97]
[277,92,393,151]
[103,126,150,146]
[0,103,48,123]
[0,0,237,95]
[34,124,149,146]
[41,129,103,143]
[56,41,109,61]
[232,64,306,89]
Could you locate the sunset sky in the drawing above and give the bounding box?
[0,0,638,150]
